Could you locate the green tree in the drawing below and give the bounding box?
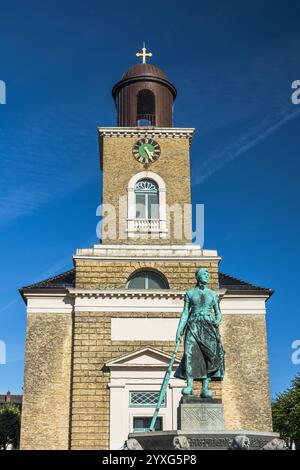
[0,404,21,450]
[272,373,300,449]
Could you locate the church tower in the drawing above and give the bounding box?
[99,55,193,245]
[20,48,274,450]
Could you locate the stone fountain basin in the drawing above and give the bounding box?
[128,430,280,450]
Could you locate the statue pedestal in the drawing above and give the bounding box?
[179,396,225,431]
[128,397,280,450]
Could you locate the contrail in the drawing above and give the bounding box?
[193,105,300,186]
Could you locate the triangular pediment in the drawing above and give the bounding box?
[106,347,180,369]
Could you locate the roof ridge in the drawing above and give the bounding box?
[19,268,272,297]
[20,268,75,290]
[219,271,272,291]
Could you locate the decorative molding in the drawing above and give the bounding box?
[74,254,221,262]
[107,347,181,448]
[181,403,225,431]
[98,127,195,146]
[23,289,268,315]
[74,244,220,260]
[69,289,268,314]
[80,243,213,250]
[106,347,179,368]
[128,171,166,191]
[69,288,186,299]
[69,288,239,301]
[127,171,168,238]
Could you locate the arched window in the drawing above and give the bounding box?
[126,270,169,289]
[137,90,155,126]
[135,179,159,220]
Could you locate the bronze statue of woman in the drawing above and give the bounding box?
[174,267,225,398]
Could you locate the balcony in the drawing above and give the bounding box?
[127,218,168,238]
[133,218,160,232]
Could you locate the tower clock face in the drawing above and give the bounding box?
[132,139,160,164]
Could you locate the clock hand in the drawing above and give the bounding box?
[144,146,154,158]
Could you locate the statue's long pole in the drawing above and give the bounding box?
[149,338,181,432]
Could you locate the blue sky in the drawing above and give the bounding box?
[0,0,299,397]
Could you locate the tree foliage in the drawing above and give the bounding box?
[0,404,21,450]
[272,373,300,447]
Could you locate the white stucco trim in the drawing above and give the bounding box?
[109,295,268,339]
[111,318,178,341]
[98,127,195,147]
[70,289,267,313]
[106,347,179,367]
[74,243,220,260]
[106,348,182,449]
[24,293,74,314]
[128,171,166,192]
[127,171,167,238]
[74,255,221,261]
[24,290,269,316]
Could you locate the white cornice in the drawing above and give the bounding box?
[68,288,227,300]
[68,289,185,299]
[23,289,268,315]
[98,127,195,146]
[74,244,220,261]
[67,288,227,313]
[24,289,269,301]
[74,255,222,262]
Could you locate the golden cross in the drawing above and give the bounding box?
[136,43,153,64]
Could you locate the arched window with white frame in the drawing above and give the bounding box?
[127,171,167,238]
[135,179,159,220]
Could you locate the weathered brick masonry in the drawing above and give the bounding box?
[75,259,219,290]
[20,59,274,451]
[20,259,273,449]
[221,315,272,432]
[70,311,222,450]
[101,135,192,245]
[20,313,72,450]
[69,312,272,449]
[69,257,272,449]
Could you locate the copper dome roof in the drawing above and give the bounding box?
[121,63,168,80]
[111,60,177,125]
[113,62,176,100]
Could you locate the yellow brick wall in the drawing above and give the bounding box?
[75,259,219,291]
[70,309,272,450]
[101,135,192,244]
[21,263,273,450]
[70,311,222,450]
[71,259,222,449]
[220,314,273,432]
[20,313,72,450]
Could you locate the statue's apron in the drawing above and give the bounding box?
[174,314,225,381]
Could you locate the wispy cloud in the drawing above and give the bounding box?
[192,105,300,186]
[177,34,300,134]
[0,106,100,226]
[0,234,96,317]
[0,21,104,228]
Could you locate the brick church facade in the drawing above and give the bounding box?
[20,53,273,450]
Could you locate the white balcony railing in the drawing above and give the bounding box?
[127,218,168,237]
[133,219,160,232]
